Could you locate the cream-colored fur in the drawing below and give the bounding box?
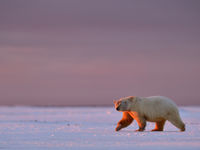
[114,96,185,132]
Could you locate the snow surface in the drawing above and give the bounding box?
[0,106,199,150]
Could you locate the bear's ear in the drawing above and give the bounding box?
[128,96,134,102]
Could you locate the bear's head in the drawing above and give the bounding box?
[114,96,137,111]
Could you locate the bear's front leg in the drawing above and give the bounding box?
[115,112,134,131]
[135,117,146,132]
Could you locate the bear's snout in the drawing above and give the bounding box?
[116,106,120,111]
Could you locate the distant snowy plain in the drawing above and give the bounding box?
[0,106,199,150]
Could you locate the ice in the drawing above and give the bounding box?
[0,106,199,150]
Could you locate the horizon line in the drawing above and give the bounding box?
[0,104,199,107]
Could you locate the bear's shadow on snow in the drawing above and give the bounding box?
[118,130,180,133]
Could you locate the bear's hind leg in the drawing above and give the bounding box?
[151,120,166,131]
[115,112,133,131]
[167,116,185,131]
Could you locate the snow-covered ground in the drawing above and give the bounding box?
[0,106,199,150]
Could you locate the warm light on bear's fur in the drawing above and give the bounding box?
[114,96,185,132]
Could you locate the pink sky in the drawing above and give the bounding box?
[0,0,200,106]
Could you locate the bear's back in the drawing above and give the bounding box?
[138,96,179,120]
[145,96,176,105]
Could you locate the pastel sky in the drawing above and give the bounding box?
[0,0,200,106]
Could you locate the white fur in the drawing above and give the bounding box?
[116,96,185,131]
[132,96,179,122]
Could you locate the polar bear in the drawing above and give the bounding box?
[114,96,185,132]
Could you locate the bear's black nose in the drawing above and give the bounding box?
[116,107,120,111]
